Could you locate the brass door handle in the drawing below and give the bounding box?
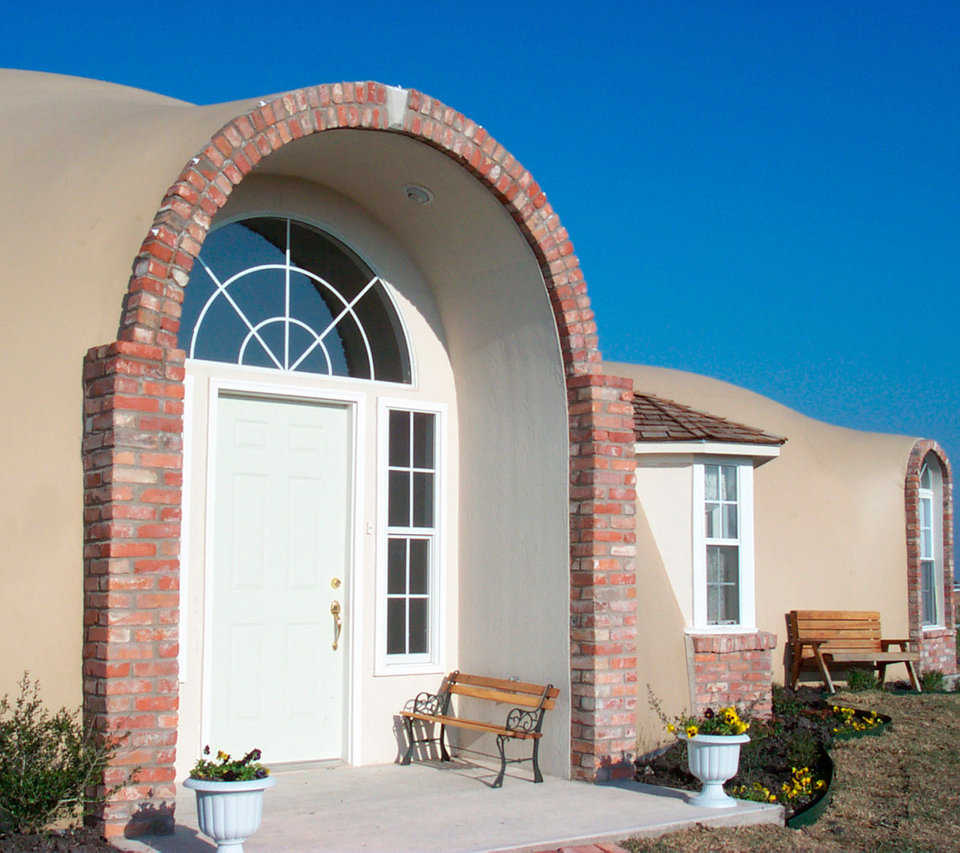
[330,600,342,651]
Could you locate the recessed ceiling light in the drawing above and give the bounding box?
[403,183,434,205]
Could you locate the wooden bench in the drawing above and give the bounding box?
[401,670,558,788]
[787,610,921,693]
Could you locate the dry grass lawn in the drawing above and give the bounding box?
[623,689,960,853]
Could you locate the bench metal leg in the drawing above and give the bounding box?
[439,724,451,761]
[493,735,507,788]
[402,716,415,765]
[531,738,543,783]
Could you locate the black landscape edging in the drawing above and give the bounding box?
[785,702,891,828]
[785,748,834,829]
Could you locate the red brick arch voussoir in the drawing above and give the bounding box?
[81,81,639,838]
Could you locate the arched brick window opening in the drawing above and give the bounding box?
[81,82,638,837]
[905,440,956,675]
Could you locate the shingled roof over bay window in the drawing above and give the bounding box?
[632,393,786,447]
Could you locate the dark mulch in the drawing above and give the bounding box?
[0,828,120,852]
[636,687,836,818]
[624,688,960,852]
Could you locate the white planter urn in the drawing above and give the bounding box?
[184,775,276,852]
[680,733,750,808]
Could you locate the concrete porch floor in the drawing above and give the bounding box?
[117,757,782,853]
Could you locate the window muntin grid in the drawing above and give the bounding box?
[385,409,437,657]
[705,463,740,625]
[178,217,411,383]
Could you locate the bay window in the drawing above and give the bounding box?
[693,460,756,629]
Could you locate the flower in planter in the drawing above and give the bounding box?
[667,705,751,738]
[190,745,270,781]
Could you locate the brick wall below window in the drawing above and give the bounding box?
[687,631,777,718]
[920,628,956,675]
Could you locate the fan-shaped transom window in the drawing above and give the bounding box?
[178,217,411,383]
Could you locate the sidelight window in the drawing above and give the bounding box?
[378,403,444,672]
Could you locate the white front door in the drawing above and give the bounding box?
[207,392,351,763]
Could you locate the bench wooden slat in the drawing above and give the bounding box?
[400,711,540,739]
[794,621,881,634]
[454,673,560,699]
[793,610,881,619]
[450,683,556,709]
[820,651,920,663]
[804,639,883,650]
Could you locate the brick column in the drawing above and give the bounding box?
[568,374,639,781]
[83,341,184,837]
[686,631,777,718]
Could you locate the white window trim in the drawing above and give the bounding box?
[918,462,944,629]
[636,441,780,460]
[691,459,756,631]
[375,397,447,675]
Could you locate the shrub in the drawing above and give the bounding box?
[921,670,945,692]
[0,674,129,834]
[846,669,877,692]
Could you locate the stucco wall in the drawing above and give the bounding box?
[633,504,688,753]
[0,71,251,711]
[251,130,572,774]
[258,130,572,774]
[609,362,920,705]
[0,71,571,778]
[635,460,694,626]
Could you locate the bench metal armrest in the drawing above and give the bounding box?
[412,691,445,716]
[504,707,544,735]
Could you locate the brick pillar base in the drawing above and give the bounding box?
[83,341,183,837]
[919,628,958,674]
[687,631,777,718]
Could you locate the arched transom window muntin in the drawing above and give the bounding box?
[178,216,412,384]
[918,454,945,626]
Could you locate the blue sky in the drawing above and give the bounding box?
[8,1,958,541]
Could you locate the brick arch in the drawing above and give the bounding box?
[118,82,599,374]
[82,82,639,838]
[905,439,956,674]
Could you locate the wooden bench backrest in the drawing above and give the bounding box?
[447,672,558,710]
[788,610,883,653]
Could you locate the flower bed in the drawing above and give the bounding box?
[636,688,887,823]
[826,703,891,739]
